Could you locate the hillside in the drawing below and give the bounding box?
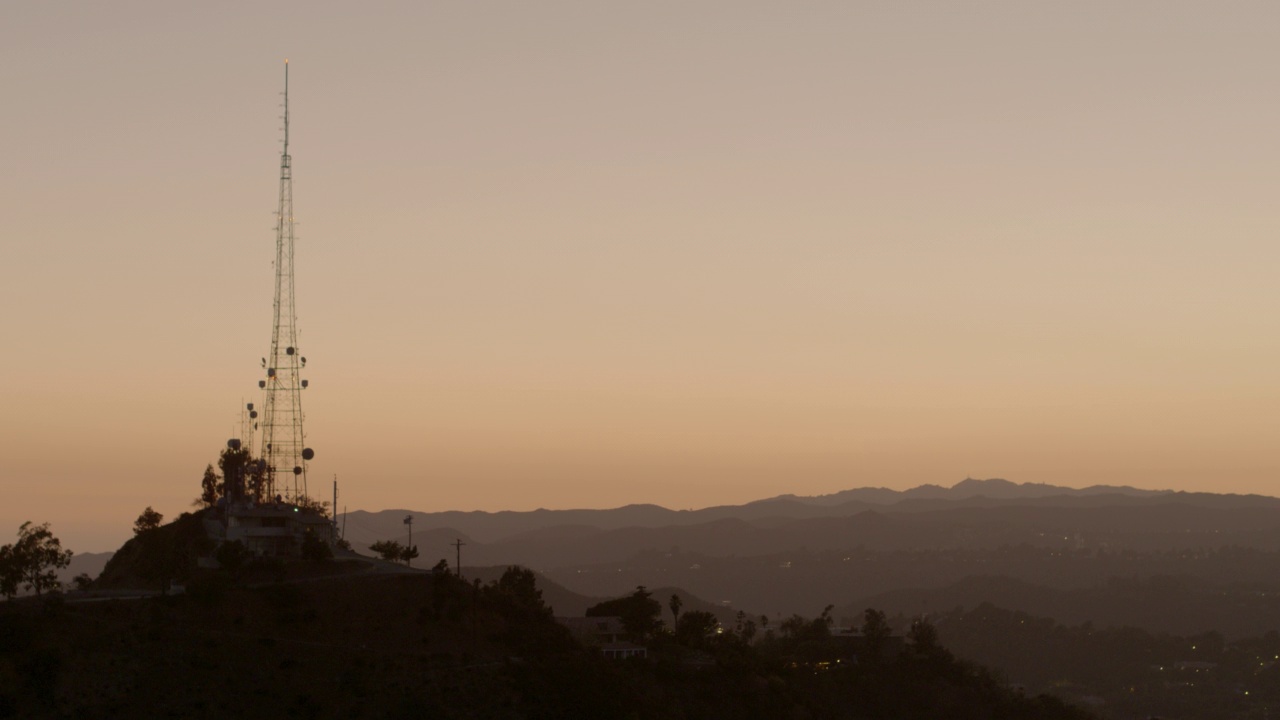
[929,603,1280,719]
[848,570,1280,640]
[0,567,1093,719]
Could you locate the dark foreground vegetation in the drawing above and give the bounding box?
[0,564,1090,719]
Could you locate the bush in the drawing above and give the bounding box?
[301,532,333,562]
[215,541,251,575]
[187,573,231,606]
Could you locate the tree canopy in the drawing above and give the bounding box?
[133,507,163,536]
[675,610,720,646]
[370,540,417,566]
[861,607,893,663]
[0,522,73,598]
[586,585,663,641]
[197,464,221,508]
[218,447,262,502]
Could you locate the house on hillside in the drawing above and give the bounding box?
[830,627,906,663]
[558,617,647,659]
[203,499,334,558]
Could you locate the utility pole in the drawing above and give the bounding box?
[452,538,466,579]
[404,515,413,568]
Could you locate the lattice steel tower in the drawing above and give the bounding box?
[257,60,314,503]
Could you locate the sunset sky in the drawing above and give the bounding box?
[3,2,1278,551]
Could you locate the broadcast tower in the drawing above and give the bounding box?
[257,60,314,503]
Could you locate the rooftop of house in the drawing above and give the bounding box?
[557,616,628,637]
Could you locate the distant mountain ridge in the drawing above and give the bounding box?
[345,478,1188,547]
[775,477,1170,506]
[332,478,1280,627]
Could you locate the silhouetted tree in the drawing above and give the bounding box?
[211,447,270,503]
[675,610,720,646]
[586,586,663,641]
[736,611,759,643]
[218,447,252,500]
[370,540,417,565]
[0,522,73,597]
[669,593,683,627]
[0,544,18,599]
[133,507,163,535]
[908,618,945,659]
[369,540,403,562]
[197,464,221,508]
[861,608,892,663]
[245,460,268,503]
[295,494,331,517]
[490,566,551,617]
[400,544,419,566]
[779,606,833,643]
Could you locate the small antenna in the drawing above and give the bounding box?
[282,59,289,161]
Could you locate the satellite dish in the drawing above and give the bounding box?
[292,466,303,475]
[227,438,241,450]
[258,380,266,388]
[302,448,314,461]
[286,347,295,355]
[267,368,276,377]
[246,402,254,410]
[250,411,258,419]
[301,379,309,388]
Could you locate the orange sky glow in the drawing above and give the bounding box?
[2,2,1278,551]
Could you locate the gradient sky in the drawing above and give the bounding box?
[2,2,1278,552]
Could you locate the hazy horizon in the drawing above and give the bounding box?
[3,2,1278,553]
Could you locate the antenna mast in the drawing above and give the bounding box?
[237,400,258,457]
[258,59,314,503]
